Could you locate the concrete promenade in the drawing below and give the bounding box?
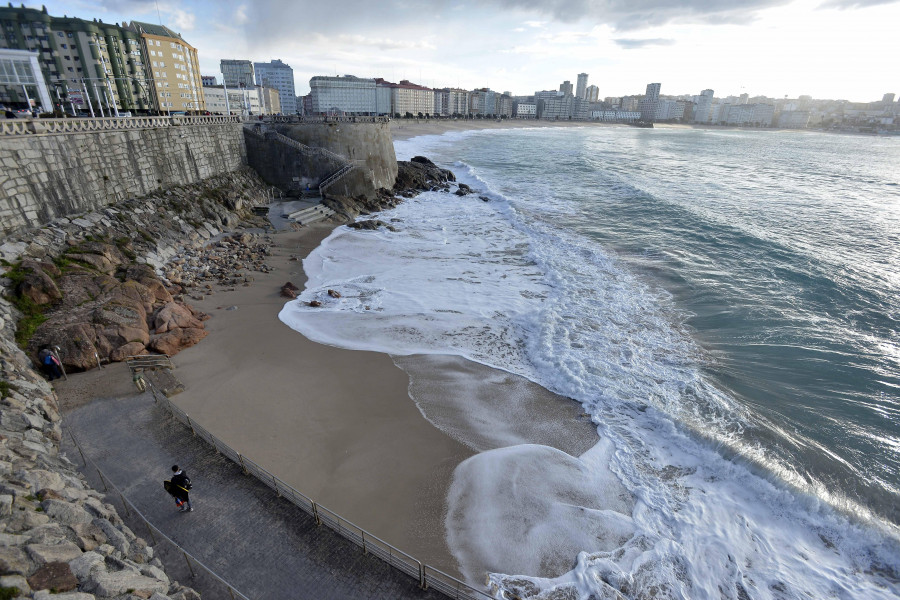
[62,390,455,600]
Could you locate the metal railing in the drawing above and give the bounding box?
[145,382,493,600]
[126,354,175,373]
[268,115,391,124]
[63,426,251,600]
[0,115,242,137]
[319,164,356,196]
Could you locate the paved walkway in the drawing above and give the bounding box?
[62,391,453,600]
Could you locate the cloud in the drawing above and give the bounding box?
[818,0,899,7]
[494,0,789,29]
[308,32,436,52]
[168,8,195,30]
[614,37,676,49]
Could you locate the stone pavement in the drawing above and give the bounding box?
[61,391,456,600]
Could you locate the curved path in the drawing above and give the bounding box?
[62,389,455,600]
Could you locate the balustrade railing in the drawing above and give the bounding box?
[0,114,242,137]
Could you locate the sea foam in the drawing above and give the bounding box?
[278,128,900,599]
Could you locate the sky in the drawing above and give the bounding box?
[43,0,899,102]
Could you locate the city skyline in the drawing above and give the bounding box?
[39,0,899,102]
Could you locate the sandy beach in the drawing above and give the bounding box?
[59,118,600,580]
[390,117,618,141]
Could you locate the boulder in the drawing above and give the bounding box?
[0,546,33,576]
[17,260,62,306]
[454,183,473,196]
[110,342,147,363]
[153,302,204,334]
[148,327,208,356]
[25,542,83,565]
[89,570,168,597]
[26,561,78,593]
[347,220,397,232]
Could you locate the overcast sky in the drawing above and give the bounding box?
[46,0,898,102]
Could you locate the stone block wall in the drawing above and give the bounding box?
[0,124,247,236]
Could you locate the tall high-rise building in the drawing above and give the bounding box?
[576,73,589,99]
[254,59,296,114]
[694,88,714,124]
[559,80,573,96]
[585,84,599,103]
[639,82,661,121]
[220,59,254,88]
[883,93,896,104]
[129,21,204,113]
[0,4,153,113]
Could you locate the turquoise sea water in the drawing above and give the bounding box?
[282,126,900,598]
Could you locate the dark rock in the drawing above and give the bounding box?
[308,300,322,307]
[26,561,77,592]
[17,260,62,306]
[347,220,397,232]
[327,289,341,298]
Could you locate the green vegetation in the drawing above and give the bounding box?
[3,263,49,348]
[0,586,21,600]
[0,380,11,399]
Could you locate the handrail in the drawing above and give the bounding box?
[146,382,493,600]
[63,425,251,600]
[319,164,355,196]
[0,115,242,137]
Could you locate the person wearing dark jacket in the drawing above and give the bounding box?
[170,465,193,512]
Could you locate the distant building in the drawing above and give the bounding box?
[883,93,896,104]
[201,75,217,87]
[539,94,575,119]
[514,102,536,118]
[0,4,153,113]
[559,80,573,96]
[220,59,255,88]
[309,75,375,115]
[585,84,599,103]
[202,85,260,115]
[590,110,641,122]
[434,87,469,116]
[259,86,281,114]
[576,73,588,99]
[638,82,661,121]
[254,59,296,113]
[694,89,714,123]
[721,103,774,126]
[129,21,204,113]
[376,79,433,116]
[777,110,810,129]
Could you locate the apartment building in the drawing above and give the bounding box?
[220,58,254,88]
[376,78,433,116]
[202,85,260,115]
[308,74,375,115]
[434,87,469,116]
[129,21,204,113]
[254,59,296,114]
[0,4,152,113]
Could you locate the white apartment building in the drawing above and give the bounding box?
[694,89,714,123]
[590,110,641,122]
[309,75,376,115]
[721,103,774,126]
[434,87,470,116]
[393,80,434,116]
[515,102,536,118]
[202,85,261,115]
[777,110,810,128]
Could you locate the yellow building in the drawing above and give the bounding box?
[128,21,204,113]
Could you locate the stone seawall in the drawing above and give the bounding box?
[0,123,247,236]
[276,121,398,194]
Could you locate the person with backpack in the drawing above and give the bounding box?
[38,347,63,381]
[166,465,193,512]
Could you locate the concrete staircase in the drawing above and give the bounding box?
[286,203,335,225]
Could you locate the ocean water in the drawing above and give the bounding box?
[279,126,900,599]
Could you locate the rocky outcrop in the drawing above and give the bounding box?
[322,155,457,224]
[0,169,271,373]
[393,156,456,198]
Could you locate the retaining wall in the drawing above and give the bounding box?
[0,120,247,235]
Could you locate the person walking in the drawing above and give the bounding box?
[167,465,193,512]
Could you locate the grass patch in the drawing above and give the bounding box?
[0,381,10,399]
[0,586,21,600]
